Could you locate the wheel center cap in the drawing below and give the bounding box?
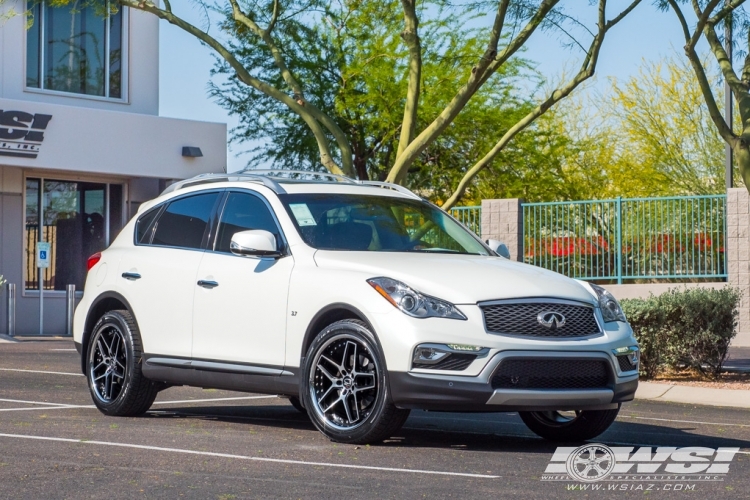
[343,376,353,388]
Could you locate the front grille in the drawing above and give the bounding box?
[480,301,601,338]
[491,358,611,389]
[617,355,637,372]
[412,353,476,371]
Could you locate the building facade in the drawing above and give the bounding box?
[1,1,227,335]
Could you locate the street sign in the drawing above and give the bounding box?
[36,241,51,269]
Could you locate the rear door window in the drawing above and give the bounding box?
[151,192,220,249]
[135,207,161,244]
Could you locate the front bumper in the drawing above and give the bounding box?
[389,350,638,412]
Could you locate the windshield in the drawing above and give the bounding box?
[279,193,489,255]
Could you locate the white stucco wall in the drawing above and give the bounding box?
[0,97,226,179]
[0,1,159,115]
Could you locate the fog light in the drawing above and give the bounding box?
[628,350,640,365]
[413,346,449,365]
[612,345,640,367]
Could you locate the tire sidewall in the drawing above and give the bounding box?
[302,320,390,442]
[87,311,138,414]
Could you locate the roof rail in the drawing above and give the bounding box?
[161,173,286,196]
[238,168,358,184]
[356,180,422,200]
[161,170,422,201]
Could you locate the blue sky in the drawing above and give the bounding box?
[158,2,694,173]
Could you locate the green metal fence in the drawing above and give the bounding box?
[450,206,482,236]
[522,195,727,283]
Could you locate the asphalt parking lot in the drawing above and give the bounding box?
[0,339,748,499]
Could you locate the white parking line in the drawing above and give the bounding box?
[0,368,83,377]
[0,406,92,412]
[0,432,500,478]
[619,414,750,428]
[0,398,83,407]
[49,349,77,352]
[0,395,280,412]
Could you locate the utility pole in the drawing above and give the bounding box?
[726,0,734,189]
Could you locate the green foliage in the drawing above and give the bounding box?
[212,1,531,184]
[621,287,740,378]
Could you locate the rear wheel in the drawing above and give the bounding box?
[519,406,620,441]
[86,310,158,416]
[302,319,409,444]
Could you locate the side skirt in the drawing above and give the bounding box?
[141,356,300,397]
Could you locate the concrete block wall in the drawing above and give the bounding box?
[480,198,523,261]
[727,188,750,346]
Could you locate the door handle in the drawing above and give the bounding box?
[121,272,141,281]
[197,280,219,289]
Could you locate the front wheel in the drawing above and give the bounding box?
[519,406,620,441]
[301,319,410,444]
[86,310,158,416]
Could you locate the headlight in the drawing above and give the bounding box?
[367,277,467,320]
[590,283,627,323]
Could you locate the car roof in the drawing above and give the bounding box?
[136,171,424,215]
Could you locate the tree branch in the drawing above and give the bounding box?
[386,0,555,184]
[395,0,422,162]
[667,0,737,144]
[708,0,744,24]
[442,0,643,209]
[687,0,722,50]
[266,0,279,35]
[227,0,355,176]
[119,0,347,175]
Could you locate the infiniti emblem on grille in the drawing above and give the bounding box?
[537,311,566,329]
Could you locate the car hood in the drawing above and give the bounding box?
[313,251,596,305]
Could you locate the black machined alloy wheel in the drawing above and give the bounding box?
[86,310,158,416]
[519,406,621,442]
[311,335,379,430]
[302,319,410,444]
[89,324,127,404]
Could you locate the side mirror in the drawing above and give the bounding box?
[486,239,511,259]
[230,230,281,258]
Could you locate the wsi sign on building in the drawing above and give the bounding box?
[0,110,52,159]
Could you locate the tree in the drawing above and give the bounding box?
[212,0,557,200]
[660,0,750,193]
[604,56,728,196]
[26,0,643,208]
[553,54,730,198]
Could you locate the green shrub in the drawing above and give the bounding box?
[621,287,740,378]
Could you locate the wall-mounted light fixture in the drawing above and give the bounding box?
[182,146,203,157]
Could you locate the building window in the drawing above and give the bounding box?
[25,178,125,292]
[26,1,124,99]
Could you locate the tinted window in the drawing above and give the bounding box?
[279,194,489,255]
[152,193,220,249]
[135,207,160,244]
[215,192,281,253]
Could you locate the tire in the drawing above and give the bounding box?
[289,396,306,413]
[86,309,158,416]
[301,319,410,444]
[519,406,620,442]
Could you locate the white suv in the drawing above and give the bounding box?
[74,171,639,444]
